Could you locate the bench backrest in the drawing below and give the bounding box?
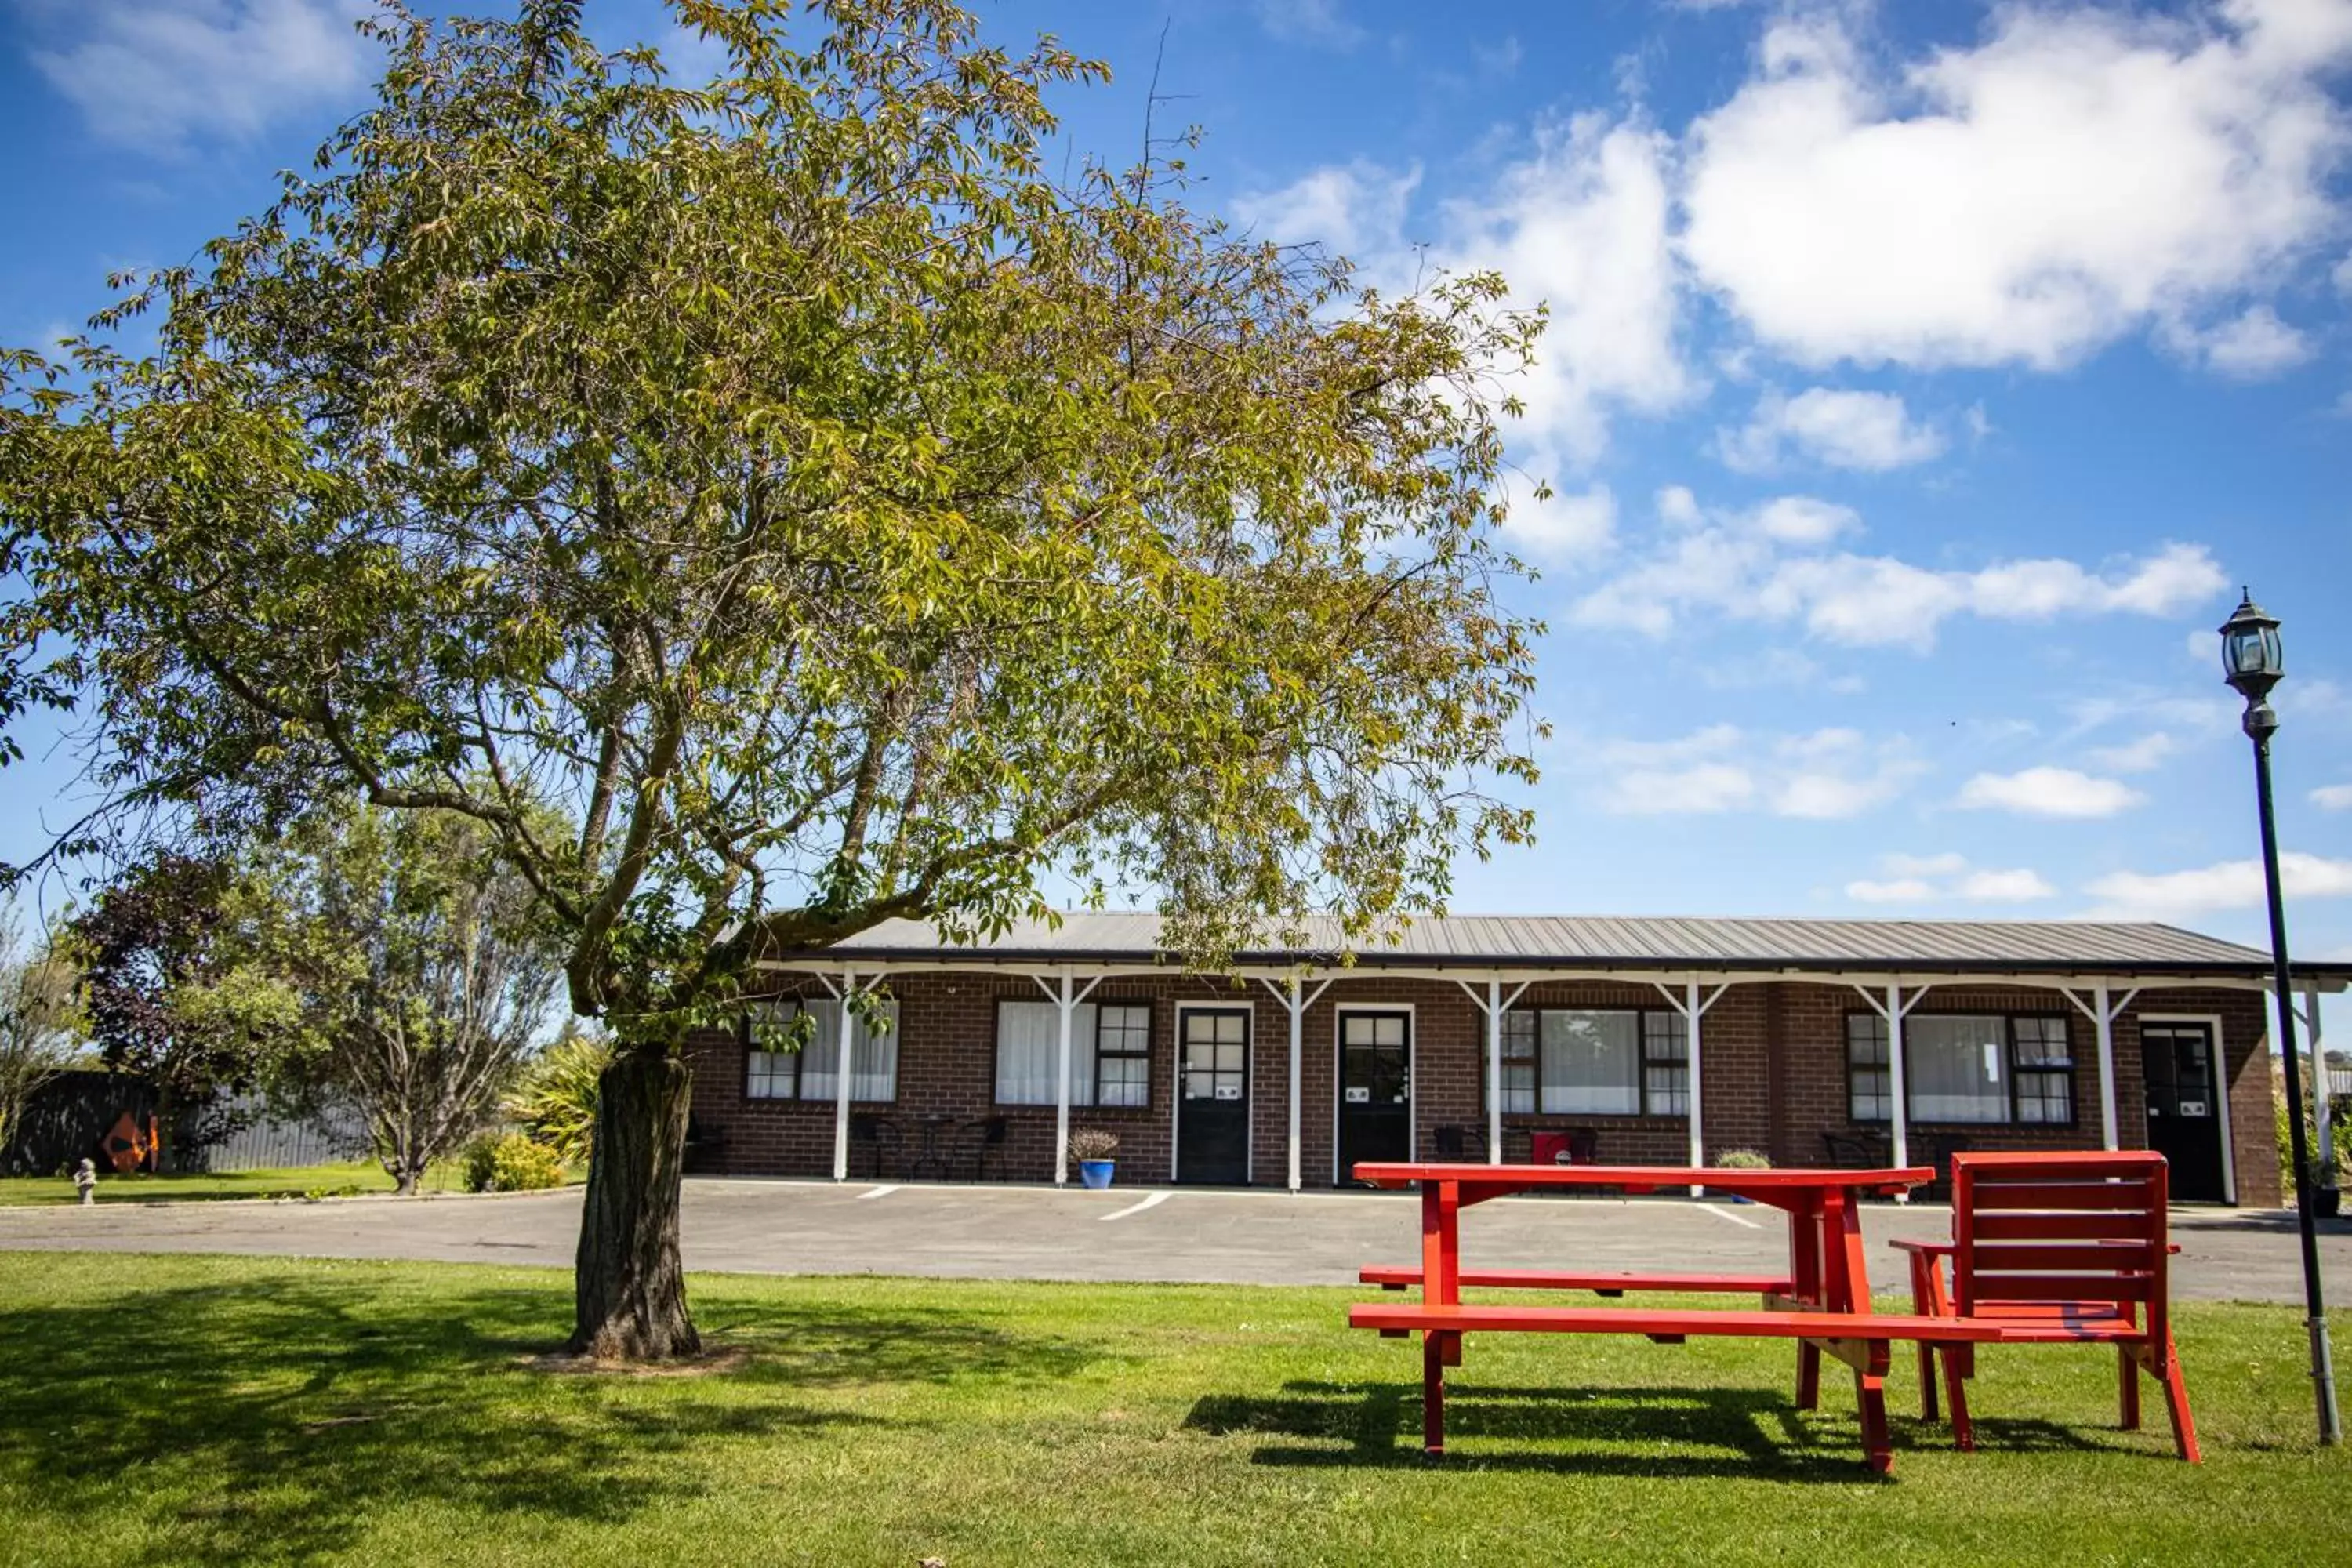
[1951,1150,2169,1341]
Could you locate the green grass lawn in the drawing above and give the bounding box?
[0,1253,2341,1567]
[0,1160,472,1206]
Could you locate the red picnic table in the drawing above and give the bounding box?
[1348,1161,2005,1473]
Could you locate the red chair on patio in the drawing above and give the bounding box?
[1893,1150,2198,1461]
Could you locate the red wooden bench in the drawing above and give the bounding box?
[1892,1150,2199,1461]
[1347,1301,2003,1470]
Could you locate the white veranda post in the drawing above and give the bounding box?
[1853,982,1932,1201]
[823,967,861,1182]
[1653,980,1726,1189]
[1456,978,1530,1166]
[2062,984,2140,1152]
[1040,970,1102,1186]
[1259,975,1332,1192]
[2302,984,2332,1169]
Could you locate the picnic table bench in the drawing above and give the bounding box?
[1348,1161,2005,1473]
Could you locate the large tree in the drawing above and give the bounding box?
[274,803,568,1194]
[0,913,83,1163]
[0,0,1544,1357]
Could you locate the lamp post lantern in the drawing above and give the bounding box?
[2220,587,2340,1445]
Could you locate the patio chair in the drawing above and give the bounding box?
[682,1114,728,1174]
[848,1113,902,1181]
[1893,1150,2198,1461]
[949,1115,1009,1181]
[1821,1128,1890,1168]
[1432,1124,1486,1162]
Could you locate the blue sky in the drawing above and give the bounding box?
[2,1,2350,1031]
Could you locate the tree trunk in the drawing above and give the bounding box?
[569,1049,699,1359]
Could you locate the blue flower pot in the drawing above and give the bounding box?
[1079,1160,1115,1190]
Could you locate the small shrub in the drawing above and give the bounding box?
[459,1131,503,1193]
[1068,1129,1119,1162]
[1713,1148,1772,1170]
[485,1133,565,1192]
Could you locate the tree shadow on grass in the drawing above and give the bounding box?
[1186,1379,2096,1481]
[0,1275,1100,1565]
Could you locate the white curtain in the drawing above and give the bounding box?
[1540,1010,1640,1115]
[1906,1016,2005,1123]
[996,1001,1097,1105]
[795,999,900,1102]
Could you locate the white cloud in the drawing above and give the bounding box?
[1232,161,1421,256]
[1254,0,1366,49]
[1575,485,2230,651]
[2314,783,2352,810]
[2087,732,2180,772]
[1750,495,1860,545]
[1958,867,2060,902]
[1240,111,1694,466]
[1656,485,1703,528]
[1680,2,2352,372]
[1589,724,1916,818]
[1775,771,1904,818]
[1957,766,2146,818]
[31,0,371,150]
[1498,474,1617,559]
[2336,251,2352,293]
[2084,851,2352,919]
[1845,852,2054,905]
[1847,877,1936,903]
[2186,628,2223,666]
[1885,851,1969,877]
[2180,304,2315,378]
[1718,387,1946,472]
[1599,761,1757,815]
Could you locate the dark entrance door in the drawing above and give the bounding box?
[1338,1011,1411,1182]
[2142,1022,2227,1203]
[1177,1007,1250,1185]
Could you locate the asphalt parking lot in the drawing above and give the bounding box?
[3,1177,2349,1304]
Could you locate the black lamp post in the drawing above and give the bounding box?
[2220,587,2340,1445]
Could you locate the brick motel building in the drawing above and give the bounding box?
[683,913,2352,1206]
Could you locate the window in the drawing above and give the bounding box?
[1094,1004,1152,1108]
[1642,1012,1690,1117]
[1906,1016,2009,1123]
[1847,1014,1893,1122]
[744,996,898,1102]
[1844,1012,2075,1127]
[995,1000,1153,1108]
[1488,1007,1689,1116]
[2010,1016,2075,1125]
[1498,1011,1537,1113]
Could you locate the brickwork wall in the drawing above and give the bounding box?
[680,969,2281,1204]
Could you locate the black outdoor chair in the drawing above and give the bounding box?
[1432,1124,1485,1161]
[849,1113,903,1181]
[949,1115,1009,1181]
[1822,1128,1890,1169]
[1917,1132,1973,1200]
[682,1114,728,1174]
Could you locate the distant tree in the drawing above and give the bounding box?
[276,804,568,1194]
[0,0,1542,1356]
[69,854,303,1165]
[0,913,84,1159]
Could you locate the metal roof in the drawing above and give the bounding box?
[776,911,2350,982]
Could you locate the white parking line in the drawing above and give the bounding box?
[855,1185,899,1200]
[1098,1191,1173,1222]
[1695,1201,1763,1230]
